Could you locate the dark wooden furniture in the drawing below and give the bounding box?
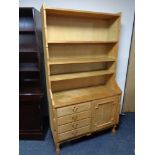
[19,7,47,139]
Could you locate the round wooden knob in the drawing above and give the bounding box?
[72,123,78,128]
[72,106,78,112]
[72,131,78,135]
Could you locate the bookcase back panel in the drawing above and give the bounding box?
[46,15,119,42]
[48,44,115,59]
[51,75,111,92]
[50,62,114,75]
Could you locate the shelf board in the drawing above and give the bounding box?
[45,8,121,19]
[50,70,114,81]
[19,45,37,53]
[52,84,121,108]
[49,56,116,65]
[19,49,38,53]
[47,41,117,44]
[19,30,35,34]
[19,17,35,32]
[19,63,39,72]
[20,79,40,82]
[19,86,42,95]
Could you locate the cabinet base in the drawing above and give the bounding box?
[20,131,45,140]
[19,117,49,140]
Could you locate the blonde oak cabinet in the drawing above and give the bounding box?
[41,4,122,155]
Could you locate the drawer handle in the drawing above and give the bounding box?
[95,105,98,109]
[72,123,78,129]
[72,115,78,121]
[72,106,78,112]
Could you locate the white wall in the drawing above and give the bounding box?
[20,0,135,111]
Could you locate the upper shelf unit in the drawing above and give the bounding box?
[45,8,120,43]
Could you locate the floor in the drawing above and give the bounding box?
[19,112,135,155]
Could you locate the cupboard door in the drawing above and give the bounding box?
[92,97,119,131]
[19,98,42,132]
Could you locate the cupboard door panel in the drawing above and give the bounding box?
[92,97,119,131]
[19,102,42,131]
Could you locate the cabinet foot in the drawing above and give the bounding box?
[87,133,91,136]
[112,125,117,134]
[56,143,60,155]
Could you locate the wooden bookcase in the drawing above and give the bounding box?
[19,7,47,139]
[41,4,122,154]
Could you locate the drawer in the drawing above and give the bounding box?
[58,125,90,141]
[58,118,91,133]
[57,102,91,117]
[57,110,91,125]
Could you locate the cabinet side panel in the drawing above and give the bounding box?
[41,6,54,135]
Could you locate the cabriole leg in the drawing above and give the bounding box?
[112,125,117,134]
[56,143,60,155]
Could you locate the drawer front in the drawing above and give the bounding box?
[57,102,91,117]
[58,118,91,133]
[57,110,91,125]
[58,125,90,141]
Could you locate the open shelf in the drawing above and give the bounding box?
[50,70,114,81]
[19,48,37,53]
[52,84,121,107]
[19,52,38,63]
[49,56,116,65]
[19,33,37,52]
[46,11,120,42]
[19,17,35,32]
[20,71,40,79]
